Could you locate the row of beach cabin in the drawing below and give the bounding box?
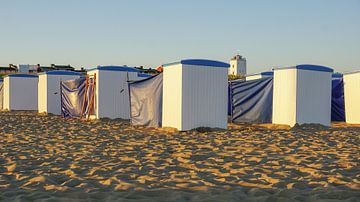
[0,59,360,130]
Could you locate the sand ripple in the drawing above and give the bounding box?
[0,111,359,201]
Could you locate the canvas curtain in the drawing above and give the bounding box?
[129,74,163,127]
[61,77,95,118]
[331,78,345,121]
[229,77,273,123]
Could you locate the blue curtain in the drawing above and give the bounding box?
[331,78,345,121]
[129,74,163,127]
[229,77,273,123]
[61,77,92,118]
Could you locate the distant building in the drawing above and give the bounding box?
[28,65,38,73]
[37,64,55,72]
[37,64,76,72]
[18,64,38,73]
[134,65,160,74]
[51,64,75,71]
[229,55,246,76]
[18,64,29,72]
[0,64,17,74]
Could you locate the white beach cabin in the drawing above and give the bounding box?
[272,65,333,126]
[3,74,39,111]
[38,71,82,115]
[162,59,229,131]
[87,66,140,119]
[246,71,273,81]
[343,71,360,124]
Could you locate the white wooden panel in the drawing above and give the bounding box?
[162,64,183,129]
[38,75,48,113]
[272,69,297,126]
[296,70,332,126]
[5,77,38,111]
[181,64,227,130]
[162,64,228,131]
[344,72,360,123]
[93,70,137,119]
[0,81,3,110]
[3,77,10,110]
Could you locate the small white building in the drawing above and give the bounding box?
[87,66,140,119]
[38,71,82,115]
[162,59,229,131]
[246,71,273,81]
[3,74,39,111]
[272,65,333,126]
[229,55,246,76]
[343,71,360,124]
[18,64,30,72]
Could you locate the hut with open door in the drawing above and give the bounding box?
[38,71,82,115]
[86,66,141,119]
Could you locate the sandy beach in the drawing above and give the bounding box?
[0,111,359,201]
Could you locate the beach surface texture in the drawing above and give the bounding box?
[0,111,359,201]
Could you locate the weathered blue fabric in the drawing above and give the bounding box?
[129,74,163,127]
[229,77,273,123]
[331,78,345,121]
[61,77,94,118]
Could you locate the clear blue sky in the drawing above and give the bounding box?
[0,0,359,73]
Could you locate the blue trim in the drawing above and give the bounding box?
[274,64,333,73]
[5,74,38,78]
[247,71,273,77]
[88,66,140,72]
[163,59,230,68]
[332,73,343,78]
[38,70,81,76]
[344,70,360,75]
[138,73,152,78]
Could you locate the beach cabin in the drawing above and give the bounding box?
[246,71,273,81]
[38,71,82,115]
[86,66,140,119]
[3,74,39,111]
[343,71,360,124]
[162,59,229,131]
[272,65,333,126]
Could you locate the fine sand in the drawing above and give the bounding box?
[0,111,359,201]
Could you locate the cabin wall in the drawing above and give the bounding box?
[4,77,38,111]
[296,69,332,126]
[272,69,297,126]
[344,72,360,124]
[162,64,183,129]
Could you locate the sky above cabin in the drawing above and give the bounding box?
[0,0,359,73]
